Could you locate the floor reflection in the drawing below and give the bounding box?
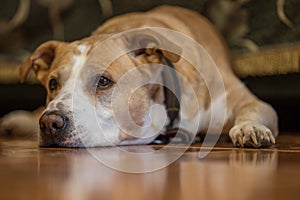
[37,148,171,200]
[180,150,279,200]
[0,134,300,200]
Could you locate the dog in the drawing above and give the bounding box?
[0,6,278,147]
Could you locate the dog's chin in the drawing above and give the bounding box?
[38,129,121,148]
[39,136,85,148]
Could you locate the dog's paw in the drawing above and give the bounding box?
[0,110,38,137]
[229,121,276,148]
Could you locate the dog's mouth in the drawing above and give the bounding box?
[39,128,84,148]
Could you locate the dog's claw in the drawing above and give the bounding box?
[250,132,258,146]
[237,135,244,147]
[260,134,264,141]
[268,131,276,144]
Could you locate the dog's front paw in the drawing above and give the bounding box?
[229,121,276,148]
[0,110,38,137]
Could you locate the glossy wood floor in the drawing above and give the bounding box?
[1,133,300,200]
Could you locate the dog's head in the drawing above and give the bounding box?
[20,29,181,147]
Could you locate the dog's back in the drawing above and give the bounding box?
[94,6,232,71]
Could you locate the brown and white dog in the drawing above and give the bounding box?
[0,6,278,147]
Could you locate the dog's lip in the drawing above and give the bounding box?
[40,138,85,148]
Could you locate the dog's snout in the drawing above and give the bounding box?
[39,111,68,136]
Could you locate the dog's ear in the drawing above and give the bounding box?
[122,28,182,63]
[20,41,66,83]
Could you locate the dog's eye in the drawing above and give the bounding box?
[97,76,113,90]
[49,78,58,92]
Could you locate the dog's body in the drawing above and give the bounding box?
[0,6,278,147]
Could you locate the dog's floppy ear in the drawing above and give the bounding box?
[20,41,66,83]
[122,28,182,63]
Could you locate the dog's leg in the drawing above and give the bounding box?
[0,107,42,138]
[227,84,278,148]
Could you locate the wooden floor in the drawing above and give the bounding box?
[0,133,300,200]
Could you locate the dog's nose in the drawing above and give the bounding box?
[39,111,68,136]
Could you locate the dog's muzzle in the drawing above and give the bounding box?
[39,110,68,137]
